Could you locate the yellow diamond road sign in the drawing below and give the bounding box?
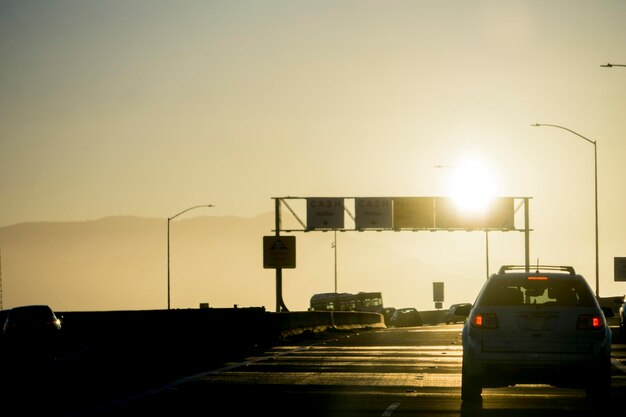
[263,236,296,269]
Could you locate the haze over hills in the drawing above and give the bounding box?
[0,212,606,313]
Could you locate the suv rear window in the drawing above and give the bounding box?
[479,277,595,307]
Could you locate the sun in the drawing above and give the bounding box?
[448,157,496,213]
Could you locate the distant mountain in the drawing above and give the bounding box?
[0,213,492,312]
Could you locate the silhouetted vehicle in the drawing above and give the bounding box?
[389,307,422,327]
[310,291,384,313]
[381,307,397,326]
[462,265,613,402]
[444,303,472,324]
[2,305,62,360]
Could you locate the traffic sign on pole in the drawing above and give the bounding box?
[263,236,296,269]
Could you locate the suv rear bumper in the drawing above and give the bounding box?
[463,346,611,388]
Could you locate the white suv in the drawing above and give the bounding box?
[462,265,612,402]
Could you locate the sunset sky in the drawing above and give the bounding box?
[1,1,625,310]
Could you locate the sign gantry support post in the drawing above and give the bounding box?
[274,198,289,313]
[524,197,530,272]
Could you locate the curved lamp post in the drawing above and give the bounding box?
[167,204,215,309]
[531,123,599,297]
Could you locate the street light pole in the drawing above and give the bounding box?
[531,123,599,296]
[167,204,215,310]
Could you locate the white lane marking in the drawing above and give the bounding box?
[382,402,400,416]
[176,344,315,382]
[612,357,626,373]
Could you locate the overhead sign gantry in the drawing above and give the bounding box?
[265,196,532,312]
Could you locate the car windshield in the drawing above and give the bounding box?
[479,277,595,307]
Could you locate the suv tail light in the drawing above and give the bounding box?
[470,312,498,329]
[577,314,604,330]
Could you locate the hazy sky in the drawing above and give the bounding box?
[2,1,626,307]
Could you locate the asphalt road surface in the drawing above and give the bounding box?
[47,324,626,417]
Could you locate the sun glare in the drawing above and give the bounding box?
[449,158,496,213]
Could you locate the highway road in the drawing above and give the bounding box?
[54,324,626,417]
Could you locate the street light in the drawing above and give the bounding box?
[600,63,626,68]
[531,123,599,296]
[167,204,215,310]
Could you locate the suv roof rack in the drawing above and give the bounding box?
[497,265,576,275]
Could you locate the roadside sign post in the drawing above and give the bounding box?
[264,199,297,312]
[433,282,444,310]
[263,235,296,269]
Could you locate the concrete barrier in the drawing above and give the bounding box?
[53,307,386,365]
[53,308,450,355]
[418,310,446,325]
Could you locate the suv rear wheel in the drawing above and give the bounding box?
[461,362,482,402]
[585,358,611,402]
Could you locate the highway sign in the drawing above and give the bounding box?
[433,282,444,302]
[615,257,626,282]
[306,198,344,230]
[263,236,296,269]
[355,197,392,229]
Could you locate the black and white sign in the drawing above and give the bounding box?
[355,198,392,229]
[306,198,344,230]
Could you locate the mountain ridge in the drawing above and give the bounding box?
[0,212,488,313]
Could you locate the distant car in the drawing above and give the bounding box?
[444,303,472,324]
[390,307,422,327]
[381,307,397,326]
[2,305,62,358]
[462,265,612,402]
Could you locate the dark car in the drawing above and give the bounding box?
[444,303,472,324]
[381,307,397,326]
[2,305,62,358]
[389,307,423,327]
